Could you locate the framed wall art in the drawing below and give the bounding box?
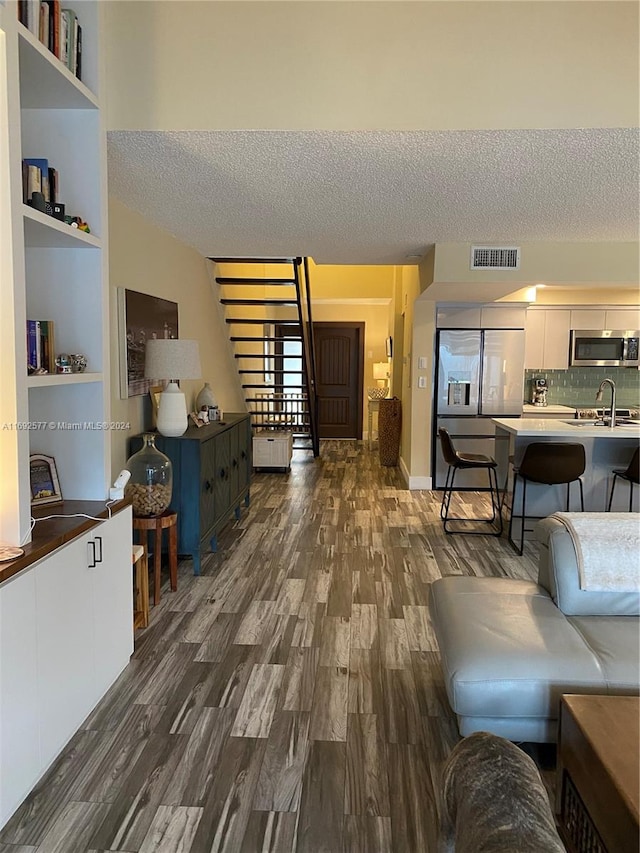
[118,288,179,398]
[30,454,63,507]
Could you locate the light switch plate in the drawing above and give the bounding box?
[418,356,427,369]
[418,376,427,388]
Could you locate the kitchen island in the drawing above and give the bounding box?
[493,418,640,527]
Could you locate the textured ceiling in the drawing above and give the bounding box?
[107,128,638,265]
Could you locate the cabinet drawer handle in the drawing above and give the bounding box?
[95,535,103,563]
[87,540,96,569]
[241,450,246,460]
[220,467,225,479]
[232,458,238,468]
[204,479,212,492]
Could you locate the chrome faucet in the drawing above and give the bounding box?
[595,378,617,429]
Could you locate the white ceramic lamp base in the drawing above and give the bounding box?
[156,382,188,436]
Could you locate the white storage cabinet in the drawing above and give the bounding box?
[253,432,293,471]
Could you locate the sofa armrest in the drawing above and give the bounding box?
[536,517,640,617]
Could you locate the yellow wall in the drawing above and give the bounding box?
[108,199,245,476]
[104,2,638,132]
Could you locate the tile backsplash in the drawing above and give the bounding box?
[524,367,640,407]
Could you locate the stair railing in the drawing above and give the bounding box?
[293,258,319,456]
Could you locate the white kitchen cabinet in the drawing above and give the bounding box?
[570,309,606,330]
[543,310,571,369]
[524,310,545,369]
[436,305,482,328]
[480,305,526,328]
[0,506,132,829]
[525,309,571,369]
[605,309,640,331]
[0,569,40,825]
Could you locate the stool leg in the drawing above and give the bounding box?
[489,467,503,535]
[519,477,527,556]
[169,522,178,592]
[440,466,452,519]
[578,478,584,512]
[629,481,634,513]
[154,524,162,606]
[508,473,520,553]
[607,473,618,512]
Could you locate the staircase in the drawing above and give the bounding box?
[209,256,320,457]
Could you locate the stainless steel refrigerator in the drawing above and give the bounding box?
[434,328,525,489]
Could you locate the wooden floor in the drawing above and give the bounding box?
[0,440,546,853]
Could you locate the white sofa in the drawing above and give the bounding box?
[429,514,640,742]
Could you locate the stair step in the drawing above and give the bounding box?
[246,396,308,402]
[221,298,298,306]
[243,384,305,389]
[217,277,296,286]
[209,257,298,265]
[235,353,303,360]
[238,370,304,375]
[231,336,302,343]
[226,318,300,325]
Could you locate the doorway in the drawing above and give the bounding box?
[313,322,364,439]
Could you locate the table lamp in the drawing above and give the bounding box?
[145,339,201,436]
[373,362,389,389]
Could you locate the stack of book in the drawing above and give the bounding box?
[27,320,55,374]
[17,1,82,80]
[22,157,58,206]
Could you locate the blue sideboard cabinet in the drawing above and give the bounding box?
[129,414,252,574]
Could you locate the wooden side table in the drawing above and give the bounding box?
[557,694,639,853]
[132,511,178,605]
[132,544,149,629]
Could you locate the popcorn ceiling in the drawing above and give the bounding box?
[107,129,637,265]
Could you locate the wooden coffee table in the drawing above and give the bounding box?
[557,694,639,853]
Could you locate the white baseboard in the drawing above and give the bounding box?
[398,456,433,490]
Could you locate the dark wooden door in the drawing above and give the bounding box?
[314,322,364,438]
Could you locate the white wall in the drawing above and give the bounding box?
[108,198,245,476]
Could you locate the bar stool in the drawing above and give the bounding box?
[438,428,503,535]
[132,510,178,605]
[508,442,585,555]
[607,447,639,512]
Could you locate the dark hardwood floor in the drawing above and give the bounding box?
[0,440,544,852]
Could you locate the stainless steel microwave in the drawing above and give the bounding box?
[569,330,640,367]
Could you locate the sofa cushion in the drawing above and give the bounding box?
[536,516,640,617]
[568,616,640,691]
[430,577,605,720]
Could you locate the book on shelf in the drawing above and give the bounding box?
[19,0,83,81]
[61,8,78,74]
[26,320,55,374]
[22,158,48,203]
[17,0,40,37]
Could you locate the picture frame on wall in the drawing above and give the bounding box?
[30,454,63,507]
[117,288,179,398]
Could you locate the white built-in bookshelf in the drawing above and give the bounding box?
[0,0,109,546]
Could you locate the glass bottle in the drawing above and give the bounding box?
[125,433,173,517]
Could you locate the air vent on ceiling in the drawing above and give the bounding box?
[471,246,521,270]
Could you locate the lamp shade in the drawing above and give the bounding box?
[373,362,388,381]
[145,339,201,381]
